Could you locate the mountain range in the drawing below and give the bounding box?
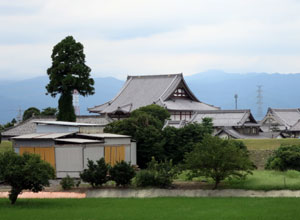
[1,70,300,124]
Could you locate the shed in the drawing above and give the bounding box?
[12,132,136,178]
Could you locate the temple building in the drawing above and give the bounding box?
[88,73,219,119]
[260,108,300,138]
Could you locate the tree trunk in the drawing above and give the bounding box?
[213,178,220,190]
[9,187,21,205]
[57,92,76,122]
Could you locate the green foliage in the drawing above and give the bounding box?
[265,145,300,171]
[162,119,213,164]
[41,107,57,116]
[57,93,76,122]
[80,158,109,187]
[104,105,167,168]
[23,107,40,121]
[136,157,178,188]
[0,151,55,204]
[185,136,255,189]
[109,161,136,187]
[60,175,75,190]
[46,36,94,122]
[131,104,170,124]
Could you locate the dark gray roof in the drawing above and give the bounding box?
[261,108,300,130]
[190,109,258,127]
[215,127,276,139]
[89,73,219,114]
[2,115,112,137]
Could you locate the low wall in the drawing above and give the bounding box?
[248,150,274,169]
[86,189,300,198]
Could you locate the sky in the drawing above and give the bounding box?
[1,0,300,80]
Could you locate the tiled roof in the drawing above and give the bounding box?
[89,73,218,114]
[269,108,300,128]
[190,110,257,127]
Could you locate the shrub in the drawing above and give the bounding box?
[0,151,55,204]
[265,145,300,171]
[60,175,75,190]
[136,157,178,188]
[109,161,136,187]
[80,158,109,187]
[135,170,156,187]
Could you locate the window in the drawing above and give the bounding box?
[170,111,192,121]
[173,88,187,97]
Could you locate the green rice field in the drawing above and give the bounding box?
[1,197,300,220]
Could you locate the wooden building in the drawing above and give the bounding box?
[260,108,300,138]
[88,73,219,120]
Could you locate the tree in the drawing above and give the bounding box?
[109,161,136,187]
[162,118,213,164]
[46,36,94,122]
[104,105,168,168]
[184,136,254,189]
[265,145,300,171]
[0,151,55,204]
[23,107,40,121]
[41,107,57,116]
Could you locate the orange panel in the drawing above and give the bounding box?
[105,146,111,164]
[111,147,116,166]
[20,147,35,155]
[119,146,125,162]
[34,148,45,160]
[43,147,55,169]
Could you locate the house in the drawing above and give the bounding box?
[12,121,136,178]
[88,73,219,120]
[260,108,300,137]
[165,109,264,139]
[1,115,112,140]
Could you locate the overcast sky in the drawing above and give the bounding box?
[1,0,300,80]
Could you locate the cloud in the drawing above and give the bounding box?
[1,0,300,79]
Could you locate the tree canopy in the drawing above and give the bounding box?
[0,151,55,204]
[46,36,94,121]
[104,104,213,168]
[23,107,40,121]
[184,135,254,189]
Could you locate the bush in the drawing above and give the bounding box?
[109,161,136,187]
[136,157,178,188]
[80,158,109,187]
[0,151,55,204]
[60,175,75,190]
[265,145,300,171]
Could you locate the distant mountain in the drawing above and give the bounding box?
[0,76,124,124]
[1,71,300,123]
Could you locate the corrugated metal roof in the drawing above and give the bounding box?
[55,138,103,144]
[2,115,111,137]
[12,132,74,139]
[78,133,130,138]
[34,121,101,126]
[88,73,218,114]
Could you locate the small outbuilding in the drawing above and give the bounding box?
[12,121,136,178]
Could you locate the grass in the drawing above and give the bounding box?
[177,170,300,190]
[0,140,12,153]
[1,197,300,220]
[239,138,300,150]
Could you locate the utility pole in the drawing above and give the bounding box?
[73,89,80,116]
[234,94,238,110]
[256,85,263,119]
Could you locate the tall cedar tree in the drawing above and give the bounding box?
[46,36,94,121]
